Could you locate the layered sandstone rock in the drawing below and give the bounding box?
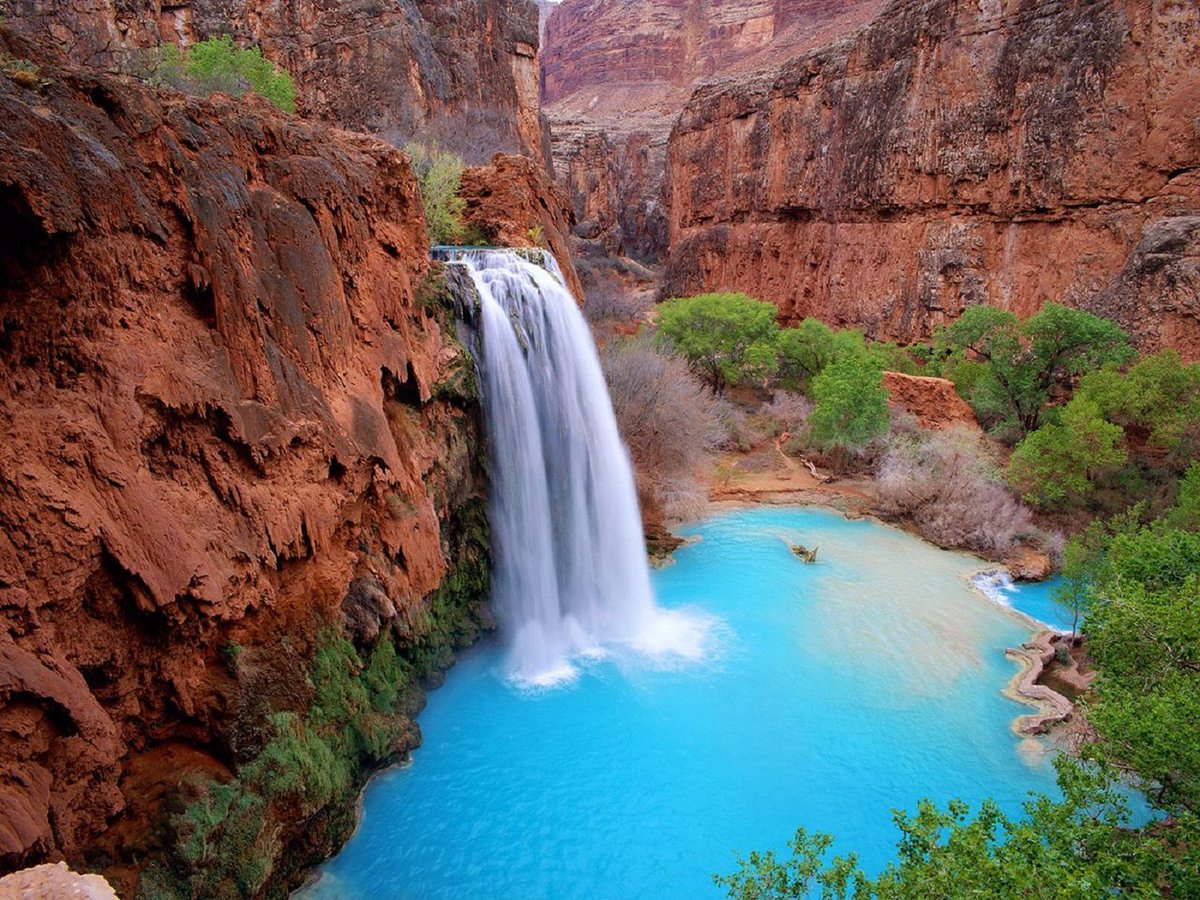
[664,0,1200,355]
[0,28,488,893]
[542,0,885,261]
[460,153,585,301]
[3,0,548,165]
[883,372,979,431]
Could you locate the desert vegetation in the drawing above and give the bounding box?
[146,36,297,113]
[404,144,469,246]
[601,336,727,522]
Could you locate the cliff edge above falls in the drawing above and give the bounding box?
[0,29,495,897]
[664,0,1200,354]
[3,0,549,166]
[541,0,885,262]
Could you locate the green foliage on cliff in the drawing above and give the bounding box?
[151,36,296,113]
[1007,398,1127,507]
[1006,351,1200,511]
[656,292,781,393]
[935,303,1132,439]
[807,353,890,453]
[406,143,468,246]
[138,542,491,899]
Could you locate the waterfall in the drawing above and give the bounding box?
[435,247,708,686]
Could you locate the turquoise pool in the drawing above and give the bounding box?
[299,507,1061,899]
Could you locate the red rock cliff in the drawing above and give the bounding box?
[4,0,549,166]
[664,0,1200,355]
[0,29,491,895]
[542,0,885,261]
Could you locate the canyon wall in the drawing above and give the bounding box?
[2,0,549,165]
[0,29,493,896]
[542,0,885,261]
[664,0,1200,354]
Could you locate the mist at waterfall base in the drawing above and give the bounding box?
[300,507,1067,900]
[442,248,711,687]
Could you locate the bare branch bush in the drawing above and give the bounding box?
[761,391,814,437]
[876,426,1035,557]
[601,336,727,520]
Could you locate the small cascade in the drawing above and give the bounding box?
[971,569,1017,607]
[434,247,708,686]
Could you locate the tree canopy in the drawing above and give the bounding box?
[938,303,1131,438]
[807,353,890,452]
[655,292,781,393]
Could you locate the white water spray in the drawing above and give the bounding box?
[436,248,708,687]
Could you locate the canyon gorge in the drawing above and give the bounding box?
[0,0,1197,896]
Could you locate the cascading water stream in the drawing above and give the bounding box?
[434,247,708,686]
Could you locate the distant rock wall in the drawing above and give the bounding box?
[3,0,549,165]
[541,0,884,261]
[664,0,1200,354]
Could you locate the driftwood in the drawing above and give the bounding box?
[791,544,819,563]
[798,456,831,483]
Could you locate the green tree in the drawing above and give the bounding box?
[940,303,1131,437]
[152,36,297,113]
[1166,464,1200,530]
[1006,397,1127,507]
[1078,350,1200,471]
[775,318,837,391]
[656,293,781,393]
[1069,517,1200,815]
[717,758,1199,899]
[405,143,468,246]
[807,353,890,452]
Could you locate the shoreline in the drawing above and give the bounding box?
[670,487,1083,741]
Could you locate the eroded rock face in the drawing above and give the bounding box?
[542,0,885,261]
[882,372,980,431]
[664,0,1200,354]
[460,153,585,301]
[3,0,548,165]
[0,29,488,892]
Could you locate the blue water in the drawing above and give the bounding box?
[301,507,1062,900]
[1006,578,1075,633]
[973,572,1077,634]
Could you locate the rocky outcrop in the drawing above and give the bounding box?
[882,372,979,431]
[542,0,885,261]
[0,862,119,899]
[3,0,549,165]
[0,29,490,895]
[1007,632,1082,735]
[664,0,1200,355]
[460,154,585,301]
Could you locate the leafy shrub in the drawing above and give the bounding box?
[1005,350,1200,512]
[151,36,296,112]
[877,428,1034,556]
[405,143,468,246]
[1006,397,1128,508]
[937,303,1132,438]
[602,336,727,520]
[807,353,890,454]
[656,292,780,393]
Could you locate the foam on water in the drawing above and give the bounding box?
[971,570,1075,633]
[299,507,1064,900]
